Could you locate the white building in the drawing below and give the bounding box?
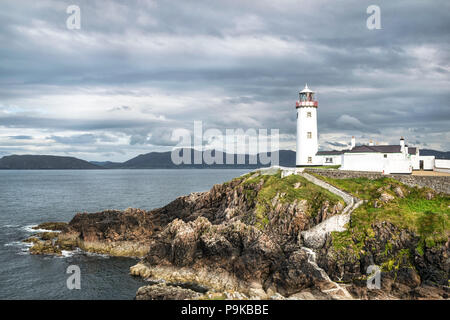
[296,84,320,166]
[435,159,450,173]
[314,137,419,174]
[315,151,342,166]
[417,156,435,171]
[339,137,416,174]
[294,84,450,174]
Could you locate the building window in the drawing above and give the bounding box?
[307,112,312,118]
[307,132,312,139]
[325,157,333,163]
[384,154,387,158]
[308,157,312,163]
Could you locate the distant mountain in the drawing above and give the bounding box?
[115,149,296,169]
[420,149,450,159]
[3,148,448,170]
[89,161,122,169]
[0,155,101,169]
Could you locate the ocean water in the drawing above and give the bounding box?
[0,169,248,299]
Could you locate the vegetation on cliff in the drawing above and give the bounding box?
[310,172,449,289]
[238,170,344,230]
[310,175,449,246]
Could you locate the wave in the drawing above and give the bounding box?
[84,251,110,259]
[3,224,20,228]
[21,224,61,234]
[4,241,33,248]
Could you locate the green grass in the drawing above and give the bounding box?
[311,174,450,257]
[307,165,341,169]
[239,170,345,229]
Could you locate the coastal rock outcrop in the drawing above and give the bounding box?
[27,170,449,300]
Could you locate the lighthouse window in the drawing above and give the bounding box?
[307,112,312,118]
[326,157,333,163]
[307,132,312,139]
[307,157,312,163]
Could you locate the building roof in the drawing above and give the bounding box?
[316,150,345,156]
[316,145,418,156]
[347,145,400,153]
[300,83,314,93]
[345,145,418,154]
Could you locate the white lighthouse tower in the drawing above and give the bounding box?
[296,84,319,166]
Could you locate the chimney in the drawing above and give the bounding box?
[400,137,405,153]
[369,139,374,146]
[351,136,356,149]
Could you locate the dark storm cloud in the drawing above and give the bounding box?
[49,134,118,144]
[0,113,166,131]
[8,135,33,140]
[0,0,449,160]
[328,141,348,148]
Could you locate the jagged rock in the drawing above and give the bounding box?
[29,240,62,255]
[380,192,395,203]
[319,221,449,299]
[27,171,448,300]
[37,232,59,240]
[32,222,67,231]
[394,187,405,198]
[135,283,202,300]
[249,172,260,180]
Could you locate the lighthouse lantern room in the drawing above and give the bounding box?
[296,84,319,166]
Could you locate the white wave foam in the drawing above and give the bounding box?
[4,241,32,248]
[61,250,74,257]
[84,251,110,258]
[22,224,61,234]
[3,224,20,228]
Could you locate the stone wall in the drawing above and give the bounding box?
[305,169,450,194]
[300,172,354,206]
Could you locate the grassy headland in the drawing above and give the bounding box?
[309,173,449,264]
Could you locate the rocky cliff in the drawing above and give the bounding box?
[25,170,449,300]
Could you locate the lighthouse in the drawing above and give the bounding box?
[296,84,319,166]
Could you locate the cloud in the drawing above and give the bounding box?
[129,128,179,146]
[328,141,348,148]
[335,115,369,132]
[49,133,118,145]
[8,135,33,140]
[129,134,150,145]
[108,105,132,112]
[0,0,448,161]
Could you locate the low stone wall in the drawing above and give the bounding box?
[300,172,354,205]
[306,169,450,194]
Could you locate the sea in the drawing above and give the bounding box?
[0,169,248,299]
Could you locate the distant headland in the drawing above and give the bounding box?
[0,149,448,170]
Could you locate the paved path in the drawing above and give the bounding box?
[292,170,362,299]
[298,171,362,249]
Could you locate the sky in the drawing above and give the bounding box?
[0,0,449,161]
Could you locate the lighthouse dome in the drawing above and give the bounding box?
[300,84,314,93]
